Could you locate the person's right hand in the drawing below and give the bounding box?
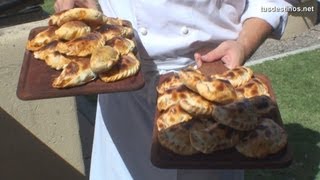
[54,0,97,12]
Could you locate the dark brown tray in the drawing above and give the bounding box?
[17,27,145,100]
[151,61,292,169]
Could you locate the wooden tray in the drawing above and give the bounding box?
[16,27,145,100]
[151,61,293,169]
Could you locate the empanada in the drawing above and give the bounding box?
[26,26,58,51]
[49,8,103,27]
[196,79,237,104]
[99,52,140,82]
[52,59,97,88]
[178,67,206,92]
[56,32,105,57]
[55,21,91,40]
[158,121,199,155]
[90,46,120,74]
[214,66,253,88]
[236,118,287,158]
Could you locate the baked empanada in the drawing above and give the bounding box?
[49,8,103,27]
[56,32,105,57]
[52,59,97,88]
[214,66,253,88]
[99,52,140,82]
[26,26,58,51]
[196,79,237,104]
[55,21,91,40]
[90,46,120,74]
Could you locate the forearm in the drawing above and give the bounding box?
[236,18,273,61]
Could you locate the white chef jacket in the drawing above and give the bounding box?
[98,0,290,72]
[90,1,290,180]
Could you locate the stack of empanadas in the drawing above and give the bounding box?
[156,66,287,158]
[26,8,140,88]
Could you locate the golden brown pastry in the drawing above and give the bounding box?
[236,118,287,158]
[214,66,253,88]
[156,74,183,95]
[179,94,214,118]
[52,59,97,88]
[157,86,194,111]
[49,8,103,27]
[103,16,132,27]
[107,37,135,55]
[26,26,58,51]
[156,104,192,131]
[236,77,270,99]
[102,16,134,37]
[178,67,206,92]
[33,41,72,70]
[99,52,140,82]
[90,46,120,74]
[96,24,133,41]
[56,32,105,57]
[55,21,91,40]
[33,40,58,61]
[196,79,237,104]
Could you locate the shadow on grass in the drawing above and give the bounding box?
[245,123,320,180]
[0,107,85,180]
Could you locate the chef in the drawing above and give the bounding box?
[55,0,291,179]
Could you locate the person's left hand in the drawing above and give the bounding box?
[194,40,246,69]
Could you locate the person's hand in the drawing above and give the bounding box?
[54,0,97,12]
[194,40,246,69]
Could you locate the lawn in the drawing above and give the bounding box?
[245,49,320,180]
[41,0,55,15]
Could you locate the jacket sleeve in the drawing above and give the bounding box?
[241,0,292,39]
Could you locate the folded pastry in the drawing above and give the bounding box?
[26,26,58,51]
[56,32,105,57]
[156,74,183,95]
[179,96,214,118]
[236,118,287,158]
[33,41,71,70]
[158,121,199,155]
[107,37,135,55]
[211,98,259,131]
[156,104,192,131]
[213,66,253,88]
[190,119,241,154]
[90,46,120,74]
[178,67,206,92]
[236,77,270,99]
[103,16,133,27]
[33,41,58,61]
[52,59,97,88]
[99,52,140,82]
[55,21,91,40]
[157,86,191,111]
[96,24,133,41]
[196,79,237,104]
[49,8,103,27]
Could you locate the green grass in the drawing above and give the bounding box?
[41,0,55,15]
[245,49,320,180]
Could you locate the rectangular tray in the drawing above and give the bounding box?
[16,27,145,100]
[151,61,292,169]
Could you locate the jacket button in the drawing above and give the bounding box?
[139,27,148,36]
[181,26,189,35]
